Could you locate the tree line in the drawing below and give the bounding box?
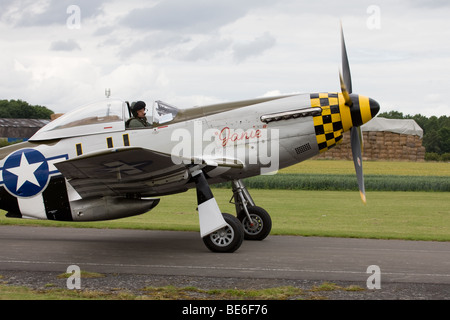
[0,99,54,119]
[378,111,450,161]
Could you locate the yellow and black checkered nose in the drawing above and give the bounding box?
[310,93,380,153]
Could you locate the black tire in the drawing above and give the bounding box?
[202,213,244,253]
[237,206,272,241]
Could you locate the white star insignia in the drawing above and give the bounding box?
[6,152,44,191]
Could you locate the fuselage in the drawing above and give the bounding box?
[0,92,379,221]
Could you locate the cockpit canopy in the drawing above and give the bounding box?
[152,100,178,124]
[29,99,179,141]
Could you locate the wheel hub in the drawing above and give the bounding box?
[243,214,263,235]
[209,225,234,247]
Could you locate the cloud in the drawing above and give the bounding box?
[0,0,107,27]
[119,31,276,63]
[0,0,449,117]
[92,0,278,62]
[182,37,232,61]
[120,0,272,33]
[232,32,276,63]
[117,31,191,59]
[50,39,81,51]
[122,3,243,33]
[408,0,450,8]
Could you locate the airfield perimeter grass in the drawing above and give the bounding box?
[0,160,449,241]
[1,189,449,241]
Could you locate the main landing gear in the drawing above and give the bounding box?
[231,179,272,241]
[193,170,272,253]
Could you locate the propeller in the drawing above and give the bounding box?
[340,25,366,204]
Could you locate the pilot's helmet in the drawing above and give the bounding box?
[131,101,146,116]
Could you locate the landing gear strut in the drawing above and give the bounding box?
[231,179,272,241]
[192,170,244,253]
[192,170,270,252]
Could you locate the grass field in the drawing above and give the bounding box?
[1,188,449,241]
[217,160,450,191]
[279,159,450,176]
[0,160,449,241]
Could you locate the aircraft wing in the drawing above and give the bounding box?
[54,147,243,198]
[54,147,193,198]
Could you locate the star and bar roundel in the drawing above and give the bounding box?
[1,149,67,198]
[310,93,344,153]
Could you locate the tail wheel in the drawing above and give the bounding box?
[237,206,272,241]
[202,213,244,253]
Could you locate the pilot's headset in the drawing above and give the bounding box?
[131,101,146,117]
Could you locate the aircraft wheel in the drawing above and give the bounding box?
[202,213,244,253]
[238,206,272,241]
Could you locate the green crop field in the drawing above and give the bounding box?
[215,160,450,191]
[1,160,449,241]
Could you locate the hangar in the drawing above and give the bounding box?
[0,118,50,142]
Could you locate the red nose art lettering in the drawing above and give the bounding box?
[219,127,262,147]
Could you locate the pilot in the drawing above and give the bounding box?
[127,101,151,128]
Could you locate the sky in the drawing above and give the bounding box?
[0,0,449,117]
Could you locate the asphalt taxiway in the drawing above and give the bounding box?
[0,225,449,298]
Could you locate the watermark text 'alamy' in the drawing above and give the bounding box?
[170,120,280,175]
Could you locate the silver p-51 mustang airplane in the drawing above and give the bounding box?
[0,27,379,252]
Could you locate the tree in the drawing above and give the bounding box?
[438,127,450,154]
[0,99,54,119]
[423,129,441,154]
[378,110,404,119]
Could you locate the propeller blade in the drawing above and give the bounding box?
[341,24,366,204]
[339,71,353,108]
[351,127,366,204]
[358,124,364,152]
[341,24,352,95]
